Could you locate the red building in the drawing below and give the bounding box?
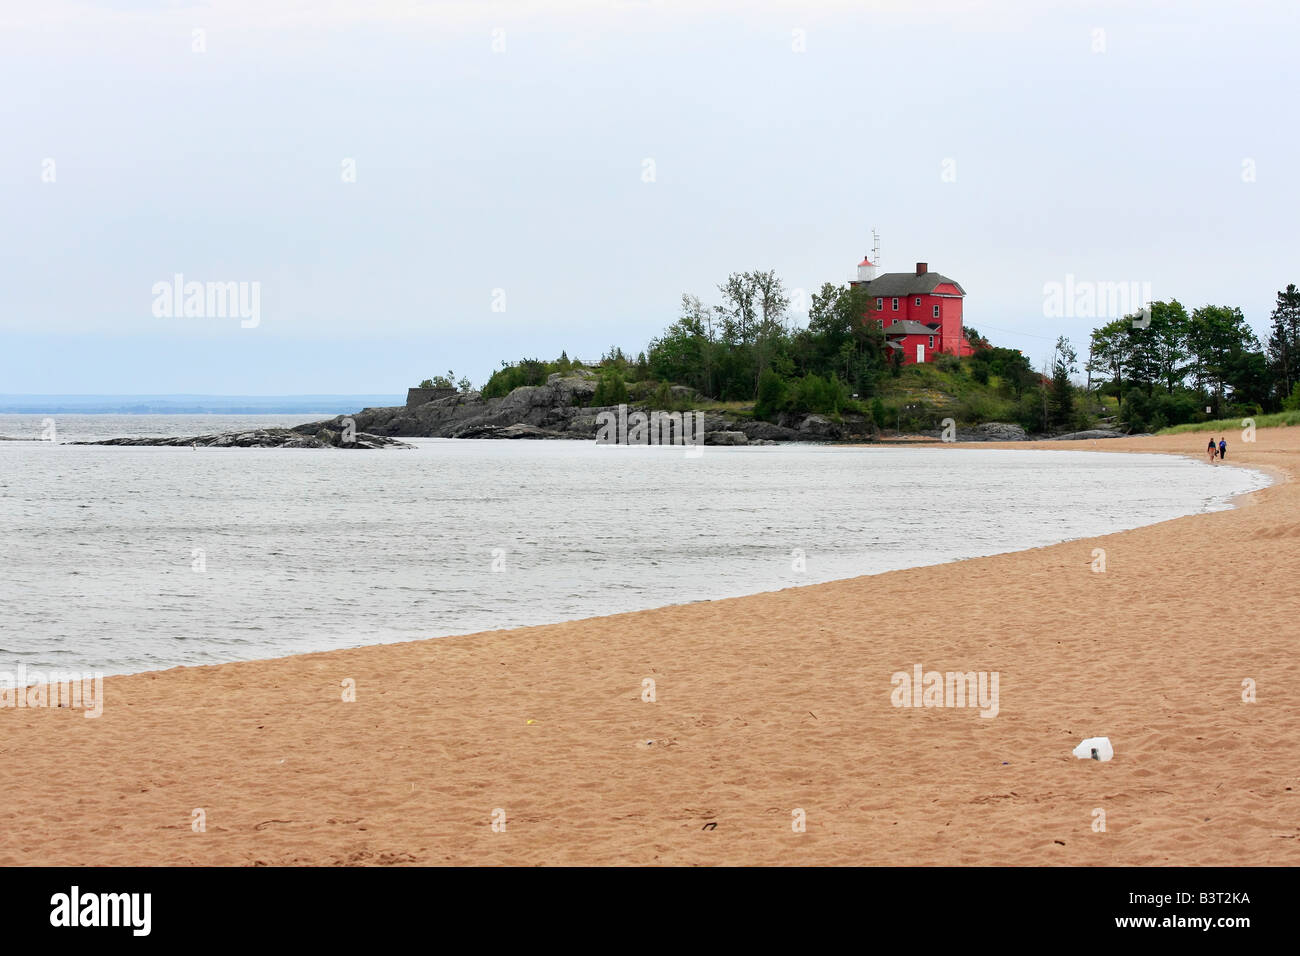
[849,256,973,365]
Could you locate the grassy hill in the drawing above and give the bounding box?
[1159,410,1300,435]
[476,352,1084,434]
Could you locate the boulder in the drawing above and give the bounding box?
[738,421,802,442]
[974,422,1028,441]
[795,414,842,440]
[704,430,749,446]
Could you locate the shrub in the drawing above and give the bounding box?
[934,353,962,375]
[754,369,787,419]
[479,359,552,399]
[786,373,849,415]
[592,369,629,406]
[871,397,887,428]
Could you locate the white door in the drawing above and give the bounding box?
[916,343,925,363]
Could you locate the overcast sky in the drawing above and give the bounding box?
[3,0,1297,393]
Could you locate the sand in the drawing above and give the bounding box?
[2,429,1298,866]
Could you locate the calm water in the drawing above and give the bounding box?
[0,416,1270,677]
[0,413,331,442]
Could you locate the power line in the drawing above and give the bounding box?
[971,322,1060,341]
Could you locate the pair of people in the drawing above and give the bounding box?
[1207,437,1227,463]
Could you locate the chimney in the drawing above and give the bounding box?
[915,262,928,276]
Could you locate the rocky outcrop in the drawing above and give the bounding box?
[452,423,568,440]
[77,428,412,449]
[405,386,458,407]
[295,374,873,447]
[736,421,803,442]
[938,422,1029,442]
[932,422,1132,442]
[290,373,879,444]
[1049,429,1128,440]
[973,422,1028,441]
[704,430,749,446]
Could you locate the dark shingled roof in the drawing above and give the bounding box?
[882,320,941,336]
[857,272,966,297]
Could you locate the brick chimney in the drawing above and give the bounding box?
[915,262,928,276]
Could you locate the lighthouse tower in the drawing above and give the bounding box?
[855,229,881,281]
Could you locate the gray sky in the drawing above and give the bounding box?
[3,0,1297,393]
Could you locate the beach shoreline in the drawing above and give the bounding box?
[3,428,1297,866]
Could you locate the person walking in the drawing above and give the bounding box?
[1219,437,1227,460]
[1208,438,1218,463]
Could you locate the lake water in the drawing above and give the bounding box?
[0,415,1270,677]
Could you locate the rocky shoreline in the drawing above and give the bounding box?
[292,371,873,445]
[939,423,1131,443]
[75,427,412,449]
[61,372,1135,449]
[289,374,1134,446]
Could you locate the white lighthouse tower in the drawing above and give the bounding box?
[855,229,881,282]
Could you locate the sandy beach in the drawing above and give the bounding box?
[2,429,1297,867]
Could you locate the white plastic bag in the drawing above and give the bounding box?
[1072,736,1114,761]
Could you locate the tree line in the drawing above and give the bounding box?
[476,268,1043,426]
[1085,285,1300,431]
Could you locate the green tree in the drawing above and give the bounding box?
[1046,336,1077,428]
[1267,284,1300,403]
[591,369,629,406]
[1188,304,1261,416]
[754,368,787,419]
[1087,318,1132,397]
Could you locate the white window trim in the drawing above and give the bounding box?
[933,305,940,318]
[891,297,899,310]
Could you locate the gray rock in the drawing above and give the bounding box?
[795,414,842,440]
[704,430,749,446]
[292,379,849,444]
[1050,429,1128,440]
[974,422,1028,441]
[76,428,412,449]
[738,421,803,442]
[452,423,566,440]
